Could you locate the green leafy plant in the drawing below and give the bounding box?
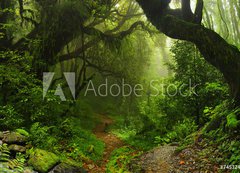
[154,119,197,145]
[15,129,30,137]
[8,153,26,172]
[0,143,10,162]
[106,146,142,173]
[0,105,23,130]
[29,122,59,150]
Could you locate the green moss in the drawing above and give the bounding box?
[227,113,239,129]
[61,158,82,168]
[2,132,27,144]
[28,149,60,173]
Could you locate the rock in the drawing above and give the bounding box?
[170,142,179,146]
[28,149,60,173]
[129,145,176,173]
[2,132,27,144]
[0,140,2,145]
[0,132,4,139]
[23,167,39,173]
[8,144,26,152]
[48,163,87,173]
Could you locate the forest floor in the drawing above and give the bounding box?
[130,145,177,173]
[131,144,222,173]
[82,115,222,173]
[83,115,125,173]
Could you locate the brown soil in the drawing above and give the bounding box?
[83,115,124,173]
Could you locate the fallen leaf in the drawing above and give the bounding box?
[180,160,185,165]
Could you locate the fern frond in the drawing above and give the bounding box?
[0,143,10,162]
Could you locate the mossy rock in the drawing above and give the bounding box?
[0,132,4,139]
[48,162,87,173]
[2,132,27,144]
[8,144,26,153]
[28,149,60,173]
[23,167,38,173]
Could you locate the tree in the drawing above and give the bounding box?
[0,0,153,97]
[136,0,240,105]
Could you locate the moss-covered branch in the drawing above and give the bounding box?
[136,1,240,104]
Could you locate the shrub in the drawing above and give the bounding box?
[154,119,197,145]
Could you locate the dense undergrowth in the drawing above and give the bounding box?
[1,0,240,172]
[106,146,142,173]
[1,40,239,173]
[0,50,105,172]
[105,42,240,172]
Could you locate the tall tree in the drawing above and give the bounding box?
[136,0,240,105]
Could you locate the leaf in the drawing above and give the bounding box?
[179,160,185,165]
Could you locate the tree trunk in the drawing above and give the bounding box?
[0,0,13,50]
[136,2,240,105]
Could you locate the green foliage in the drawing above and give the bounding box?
[226,141,240,166]
[154,119,197,145]
[0,105,23,130]
[15,129,30,137]
[110,112,158,150]
[68,99,97,130]
[29,118,104,162]
[115,40,229,152]
[164,41,228,125]
[8,153,26,172]
[197,102,240,169]
[0,51,70,130]
[227,113,238,129]
[0,144,25,172]
[203,101,240,132]
[65,122,105,162]
[29,122,58,149]
[0,143,10,162]
[28,148,60,173]
[226,109,240,129]
[1,0,239,171]
[106,146,142,173]
[175,133,195,153]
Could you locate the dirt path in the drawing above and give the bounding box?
[130,145,177,173]
[83,115,124,173]
[130,143,221,173]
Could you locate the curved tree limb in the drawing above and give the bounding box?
[59,21,151,62]
[136,0,240,104]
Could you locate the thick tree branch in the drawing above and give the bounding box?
[111,10,143,18]
[59,21,149,62]
[137,0,240,104]
[182,0,194,21]
[194,0,204,23]
[160,16,240,100]
[12,25,40,50]
[85,59,123,78]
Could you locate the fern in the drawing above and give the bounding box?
[8,153,26,172]
[0,143,10,162]
[0,145,26,172]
